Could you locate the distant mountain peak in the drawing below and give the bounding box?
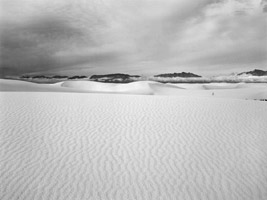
[154,72,201,78]
[90,73,142,83]
[238,69,267,76]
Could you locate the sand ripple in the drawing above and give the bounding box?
[1,92,267,200]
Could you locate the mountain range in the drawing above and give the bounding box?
[238,69,267,76]
[16,69,267,83]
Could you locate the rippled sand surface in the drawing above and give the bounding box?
[1,92,267,200]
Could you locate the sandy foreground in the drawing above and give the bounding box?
[1,79,267,200]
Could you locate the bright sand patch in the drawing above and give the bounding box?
[1,91,267,200]
[1,79,267,100]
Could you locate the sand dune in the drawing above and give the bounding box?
[202,83,247,90]
[61,80,155,94]
[1,91,267,200]
[0,79,80,93]
[0,79,267,100]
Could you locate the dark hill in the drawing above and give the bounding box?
[238,69,267,76]
[68,76,88,80]
[90,73,141,83]
[154,72,201,78]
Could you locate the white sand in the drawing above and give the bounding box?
[1,79,267,100]
[1,79,267,200]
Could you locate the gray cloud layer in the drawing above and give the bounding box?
[0,0,266,77]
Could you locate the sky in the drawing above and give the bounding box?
[0,0,267,77]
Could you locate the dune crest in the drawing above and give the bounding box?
[1,79,267,100]
[61,80,155,95]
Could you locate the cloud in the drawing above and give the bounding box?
[0,0,266,77]
[0,16,86,76]
[157,0,267,74]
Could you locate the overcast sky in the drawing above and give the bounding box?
[0,0,266,77]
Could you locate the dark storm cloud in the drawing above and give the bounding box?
[0,17,82,76]
[262,0,267,12]
[0,0,266,77]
